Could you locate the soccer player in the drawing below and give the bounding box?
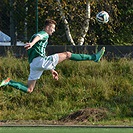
[0,19,105,93]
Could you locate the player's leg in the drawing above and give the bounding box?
[57,51,72,63]
[0,78,36,93]
[27,80,36,93]
[57,47,105,63]
[26,58,44,93]
[0,78,29,93]
[8,80,37,93]
[70,47,105,62]
[0,57,43,93]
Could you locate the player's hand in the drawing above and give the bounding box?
[24,43,33,50]
[51,70,59,80]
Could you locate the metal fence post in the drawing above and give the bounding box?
[36,0,38,33]
[10,0,16,46]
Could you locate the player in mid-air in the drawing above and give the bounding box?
[0,19,105,93]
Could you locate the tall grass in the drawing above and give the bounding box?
[0,54,133,122]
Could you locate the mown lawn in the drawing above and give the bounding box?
[0,126,133,133]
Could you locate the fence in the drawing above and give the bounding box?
[0,45,133,59]
[0,0,38,45]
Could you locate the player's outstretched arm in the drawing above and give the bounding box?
[24,35,41,50]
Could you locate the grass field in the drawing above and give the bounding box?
[0,126,133,133]
[1,56,133,125]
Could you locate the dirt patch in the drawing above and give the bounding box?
[60,108,109,124]
[0,108,110,126]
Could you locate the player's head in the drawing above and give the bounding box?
[43,19,56,35]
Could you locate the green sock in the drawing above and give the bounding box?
[8,80,28,93]
[70,53,96,61]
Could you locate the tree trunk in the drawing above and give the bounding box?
[56,0,75,45]
[77,0,90,45]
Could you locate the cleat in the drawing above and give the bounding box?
[0,78,11,87]
[94,47,105,62]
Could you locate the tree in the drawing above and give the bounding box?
[1,0,132,45]
[77,0,90,45]
[56,0,75,45]
[56,0,91,45]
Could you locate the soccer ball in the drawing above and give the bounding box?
[96,11,109,24]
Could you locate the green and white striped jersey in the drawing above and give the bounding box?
[28,31,49,63]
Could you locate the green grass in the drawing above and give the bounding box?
[0,55,133,125]
[0,127,133,133]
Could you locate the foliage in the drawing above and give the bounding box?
[0,0,132,45]
[0,55,133,122]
